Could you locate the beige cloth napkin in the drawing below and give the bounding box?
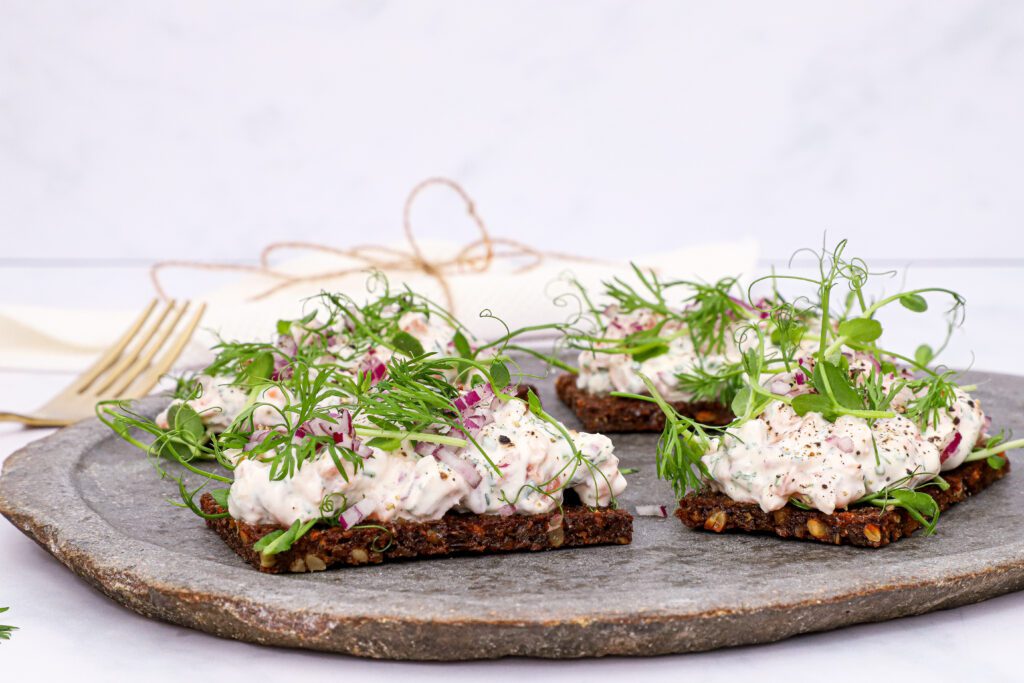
[0,239,758,373]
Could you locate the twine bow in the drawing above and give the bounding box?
[150,177,605,312]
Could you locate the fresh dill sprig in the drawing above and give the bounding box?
[613,375,714,497]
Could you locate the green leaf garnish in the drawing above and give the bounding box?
[210,488,231,509]
[392,331,425,357]
[159,403,206,460]
[526,388,543,416]
[838,317,883,343]
[453,331,472,359]
[489,359,511,389]
[366,436,402,451]
[632,344,670,363]
[730,387,752,417]
[254,518,318,557]
[245,351,275,382]
[915,344,934,367]
[867,488,940,535]
[900,293,928,312]
[791,393,833,417]
[813,360,864,411]
[169,402,204,438]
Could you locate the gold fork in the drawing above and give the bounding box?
[0,300,206,427]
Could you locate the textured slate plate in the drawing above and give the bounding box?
[1,370,1023,660]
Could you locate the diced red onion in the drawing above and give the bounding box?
[276,334,298,357]
[635,504,668,518]
[752,297,772,319]
[794,372,805,385]
[431,447,483,488]
[243,429,273,452]
[271,354,293,382]
[453,384,495,413]
[826,435,855,453]
[358,349,388,385]
[866,354,882,372]
[729,296,755,312]
[300,410,371,458]
[497,504,516,517]
[414,440,441,457]
[941,431,962,463]
[338,497,377,530]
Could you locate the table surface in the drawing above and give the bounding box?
[2,263,1024,681]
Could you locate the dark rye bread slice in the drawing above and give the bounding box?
[676,456,1009,548]
[200,493,633,574]
[555,372,731,432]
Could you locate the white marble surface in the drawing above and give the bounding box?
[1,1,1023,263]
[3,1,1024,679]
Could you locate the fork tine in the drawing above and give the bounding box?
[103,302,191,397]
[89,300,176,396]
[68,299,159,393]
[125,302,206,399]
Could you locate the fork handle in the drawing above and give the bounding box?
[0,412,69,428]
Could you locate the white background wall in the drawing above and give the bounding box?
[2,0,1023,266]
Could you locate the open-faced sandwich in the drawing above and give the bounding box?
[100,276,630,573]
[555,265,808,432]
[624,241,1021,547]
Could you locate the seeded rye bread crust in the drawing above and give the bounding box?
[200,493,633,573]
[676,456,1009,548]
[555,373,732,432]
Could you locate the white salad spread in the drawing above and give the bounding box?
[575,307,774,402]
[227,397,627,526]
[702,353,988,514]
[322,310,461,370]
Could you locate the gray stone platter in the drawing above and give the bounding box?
[1,370,1023,660]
